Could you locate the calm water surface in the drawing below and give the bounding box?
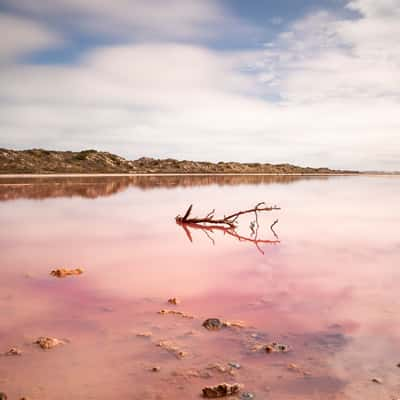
[0,175,399,399]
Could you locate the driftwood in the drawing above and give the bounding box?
[176,202,280,228]
[175,203,281,254]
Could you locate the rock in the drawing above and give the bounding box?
[158,309,194,319]
[250,333,262,339]
[34,337,65,349]
[250,343,266,352]
[0,394,7,400]
[204,363,236,377]
[240,392,255,400]
[184,330,198,336]
[202,318,245,330]
[228,362,241,369]
[265,342,290,353]
[372,377,382,384]
[156,341,187,359]
[151,366,161,372]
[287,363,311,376]
[224,321,245,329]
[202,319,225,331]
[168,298,180,305]
[202,383,243,398]
[288,363,300,371]
[136,332,152,338]
[186,370,200,378]
[50,268,84,278]
[199,370,214,379]
[4,347,22,356]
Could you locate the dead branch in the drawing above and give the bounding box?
[176,202,280,228]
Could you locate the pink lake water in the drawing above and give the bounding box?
[0,175,399,400]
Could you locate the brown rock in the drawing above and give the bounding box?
[202,383,243,398]
[34,337,65,349]
[156,340,187,359]
[50,268,84,278]
[168,298,180,305]
[265,342,290,353]
[202,318,245,331]
[202,319,225,331]
[158,309,193,319]
[136,332,152,338]
[4,347,22,356]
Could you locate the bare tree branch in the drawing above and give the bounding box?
[176,203,280,228]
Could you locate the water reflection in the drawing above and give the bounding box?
[177,221,280,254]
[0,175,399,400]
[0,174,329,201]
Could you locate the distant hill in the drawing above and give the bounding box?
[0,148,358,174]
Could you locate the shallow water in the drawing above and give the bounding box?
[0,175,399,399]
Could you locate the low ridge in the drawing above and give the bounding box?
[0,148,357,174]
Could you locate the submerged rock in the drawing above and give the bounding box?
[371,377,382,384]
[202,383,243,398]
[202,318,245,331]
[50,268,84,278]
[228,362,241,370]
[3,347,22,356]
[287,363,311,376]
[136,332,152,338]
[265,342,290,353]
[168,298,180,305]
[224,321,245,328]
[240,392,254,400]
[34,337,65,350]
[158,309,194,319]
[203,318,225,331]
[156,340,187,359]
[206,364,235,376]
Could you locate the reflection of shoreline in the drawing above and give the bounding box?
[0,174,334,201]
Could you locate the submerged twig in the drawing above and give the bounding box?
[175,203,281,254]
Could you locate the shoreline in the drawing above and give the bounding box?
[0,172,398,178]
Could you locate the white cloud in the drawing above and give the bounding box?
[260,0,400,103]
[2,0,238,40]
[0,13,63,63]
[346,0,400,17]
[0,0,399,171]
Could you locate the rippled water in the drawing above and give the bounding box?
[0,175,399,399]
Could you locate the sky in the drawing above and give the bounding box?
[0,0,399,170]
